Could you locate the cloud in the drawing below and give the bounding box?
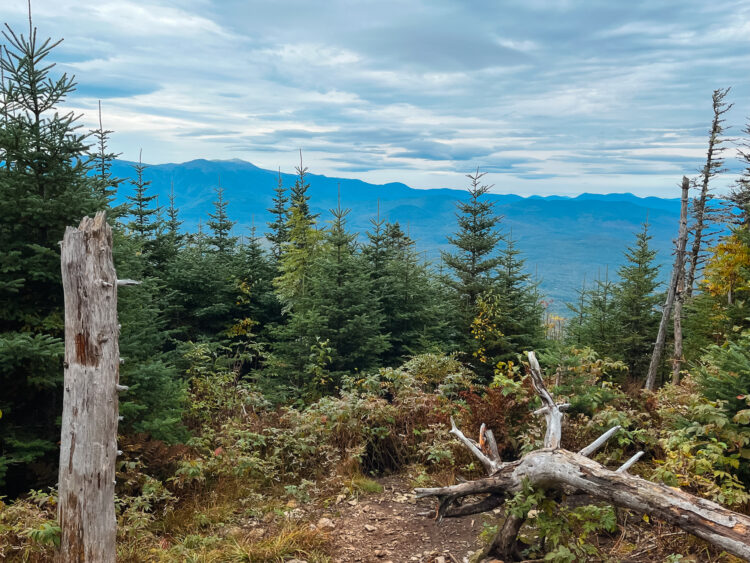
[2,0,749,197]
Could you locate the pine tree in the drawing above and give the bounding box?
[442,170,503,341]
[614,223,662,379]
[266,168,290,260]
[207,178,236,254]
[0,21,104,490]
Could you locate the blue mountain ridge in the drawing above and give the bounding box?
[109,159,684,313]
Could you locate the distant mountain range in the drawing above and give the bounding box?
[110,159,684,312]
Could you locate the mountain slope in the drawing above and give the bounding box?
[110,159,683,310]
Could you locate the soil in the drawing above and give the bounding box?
[318,476,492,563]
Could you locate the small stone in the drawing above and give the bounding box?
[374,549,384,557]
[364,524,377,532]
[436,557,446,563]
[317,517,335,530]
[336,494,346,504]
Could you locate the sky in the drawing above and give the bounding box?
[3,0,750,196]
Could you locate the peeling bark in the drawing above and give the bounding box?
[417,351,750,561]
[645,177,690,391]
[57,212,119,563]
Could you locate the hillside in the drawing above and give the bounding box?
[111,159,682,309]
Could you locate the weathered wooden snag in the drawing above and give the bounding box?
[57,212,120,563]
[416,352,750,561]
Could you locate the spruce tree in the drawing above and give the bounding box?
[614,223,661,378]
[0,21,104,490]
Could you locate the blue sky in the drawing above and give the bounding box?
[3,0,750,196]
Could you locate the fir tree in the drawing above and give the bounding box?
[376,221,448,364]
[289,150,317,222]
[614,223,661,378]
[207,178,236,254]
[275,159,322,308]
[88,101,123,207]
[0,20,104,490]
[274,199,387,393]
[442,169,503,344]
[266,168,290,260]
[126,150,161,240]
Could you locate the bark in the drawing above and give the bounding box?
[417,450,750,560]
[672,269,685,384]
[685,88,732,297]
[645,176,690,391]
[57,212,119,563]
[417,351,750,561]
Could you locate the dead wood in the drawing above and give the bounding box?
[416,351,750,561]
[57,212,120,563]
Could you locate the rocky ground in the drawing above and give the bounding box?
[308,476,492,563]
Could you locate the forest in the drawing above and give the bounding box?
[2,15,750,563]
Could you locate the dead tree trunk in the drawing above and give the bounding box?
[57,212,120,563]
[645,176,690,391]
[416,352,750,561]
[685,87,732,297]
[672,269,685,384]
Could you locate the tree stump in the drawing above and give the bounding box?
[57,212,119,563]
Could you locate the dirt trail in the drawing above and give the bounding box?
[318,476,489,563]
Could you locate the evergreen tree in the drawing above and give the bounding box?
[275,160,322,308]
[375,221,448,364]
[614,223,661,378]
[469,235,544,370]
[161,182,184,260]
[266,168,290,260]
[274,200,387,393]
[442,170,503,342]
[88,101,123,207]
[207,179,236,254]
[126,151,161,240]
[566,269,619,360]
[289,150,317,222]
[0,22,104,491]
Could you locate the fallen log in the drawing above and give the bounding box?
[415,352,750,561]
